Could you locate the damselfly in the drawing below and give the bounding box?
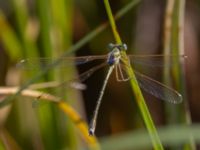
[18,43,185,136]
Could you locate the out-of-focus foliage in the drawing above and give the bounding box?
[0,0,200,150]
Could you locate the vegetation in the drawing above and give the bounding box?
[0,0,199,150]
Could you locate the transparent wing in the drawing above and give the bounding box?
[115,62,182,103]
[128,54,186,68]
[134,71,182,104]
[75,62,107,82]
[29,62,107,90]
[17,55,107,70]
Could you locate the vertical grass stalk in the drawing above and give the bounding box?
[35,0,61,149]
[50,0,79,149]
[103,0,164,149]
[163,0,195,149]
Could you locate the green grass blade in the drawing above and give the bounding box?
[104,0,122,44]
[11,0,39,58]
[100,124,200,150]
[0,12,22,60]
[35,0,53,57]
[50,0,79,149]
[163,0,194,149]
[103,0,164,149]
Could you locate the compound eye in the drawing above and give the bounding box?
[122,43,127,50]
[107,43,115,51]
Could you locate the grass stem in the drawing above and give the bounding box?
[103,0,164,149]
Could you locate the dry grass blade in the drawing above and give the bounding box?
[0,86,100,150]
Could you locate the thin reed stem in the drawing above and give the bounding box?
[103,0,164,149]
[163,0,194,149]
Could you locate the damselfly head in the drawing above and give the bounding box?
[121,43,127,50]
[107,43,115,51]
[107,43,127,52]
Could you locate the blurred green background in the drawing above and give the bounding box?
[0,0,200,150]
